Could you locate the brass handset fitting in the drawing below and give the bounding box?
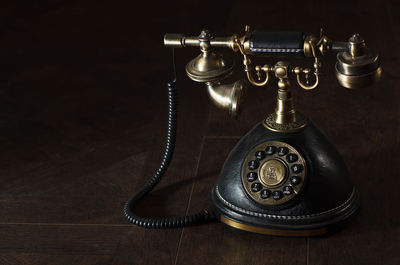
[232,26,323,92]
[164,26,382,132]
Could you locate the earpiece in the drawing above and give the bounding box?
[183,30,246,117]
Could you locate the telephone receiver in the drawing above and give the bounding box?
[124,26,382,236]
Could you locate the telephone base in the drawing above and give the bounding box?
[210,120,360,236]
[211,187,360,237]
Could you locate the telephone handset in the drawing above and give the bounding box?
[124,26,382,236]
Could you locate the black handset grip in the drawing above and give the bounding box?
[250,31,305,57]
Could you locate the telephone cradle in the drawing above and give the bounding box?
[124,26,381,236]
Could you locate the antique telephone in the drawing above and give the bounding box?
[124,26,382,236]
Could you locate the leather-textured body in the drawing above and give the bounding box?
[211,120,360,234]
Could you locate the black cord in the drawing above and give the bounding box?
[123,49,214,228]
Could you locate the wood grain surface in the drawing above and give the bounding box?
[0,0,398,264]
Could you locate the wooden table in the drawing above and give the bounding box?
[0,0,398,264]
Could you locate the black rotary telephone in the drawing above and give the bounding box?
[124,26,382,236]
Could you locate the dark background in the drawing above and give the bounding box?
[0,0,399,264]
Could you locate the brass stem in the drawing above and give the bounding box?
[264,62,307,132]
[274,81,297,124]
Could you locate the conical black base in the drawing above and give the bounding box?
[210,120,360,236]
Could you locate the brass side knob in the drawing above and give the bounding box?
[335,34,382,89]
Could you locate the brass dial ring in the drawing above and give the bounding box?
[241,141,307,206]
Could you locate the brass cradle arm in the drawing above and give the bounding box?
[163,26,382,128]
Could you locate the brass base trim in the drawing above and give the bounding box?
[220,216,326,237]
[263,113,307,133]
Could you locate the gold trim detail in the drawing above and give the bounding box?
[263,113,307,133]
[220,216,326,237]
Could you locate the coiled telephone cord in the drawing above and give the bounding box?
[123,49,214,228]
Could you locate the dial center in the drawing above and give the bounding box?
[259,159,287,187]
